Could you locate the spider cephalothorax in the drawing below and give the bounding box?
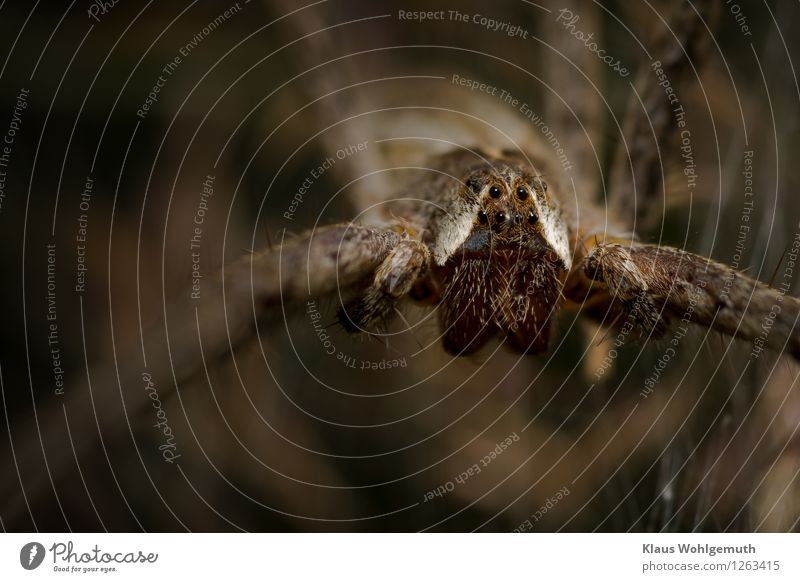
[339,151,573,355]
[427,155,571,355]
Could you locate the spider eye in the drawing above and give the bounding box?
[528,211,538,224]
[477,210,488,224]
[496,211,507,223]
[489,185,502,198]
[516,186,528,200]
[540,180,548,191]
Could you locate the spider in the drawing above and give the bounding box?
[337,149,568,356]
[276,144,800,364]
[254,0,800,365]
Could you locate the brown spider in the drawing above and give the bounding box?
[308,144,800,363]
[338,148,568,354]
[267,0,800,365]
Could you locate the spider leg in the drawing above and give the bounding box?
[261,224,405,309]
[339,238,430,332]
[570,242,800,360]
[609,0,715,230]
[0,223,405,525]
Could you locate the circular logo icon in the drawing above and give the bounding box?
[20,542,46,570]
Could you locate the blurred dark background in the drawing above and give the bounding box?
[1,0,799,532]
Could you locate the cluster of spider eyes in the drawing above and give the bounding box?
[476,182,544,227]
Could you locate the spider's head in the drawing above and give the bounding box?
[429,156,572,270]
[428,156,572,356]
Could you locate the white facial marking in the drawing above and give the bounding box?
[532,193,572,269]
[431,205,478,265]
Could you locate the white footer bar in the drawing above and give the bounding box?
[1,533,796,581]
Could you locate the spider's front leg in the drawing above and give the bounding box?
[338,235,430,332]
[568,242,800,361]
